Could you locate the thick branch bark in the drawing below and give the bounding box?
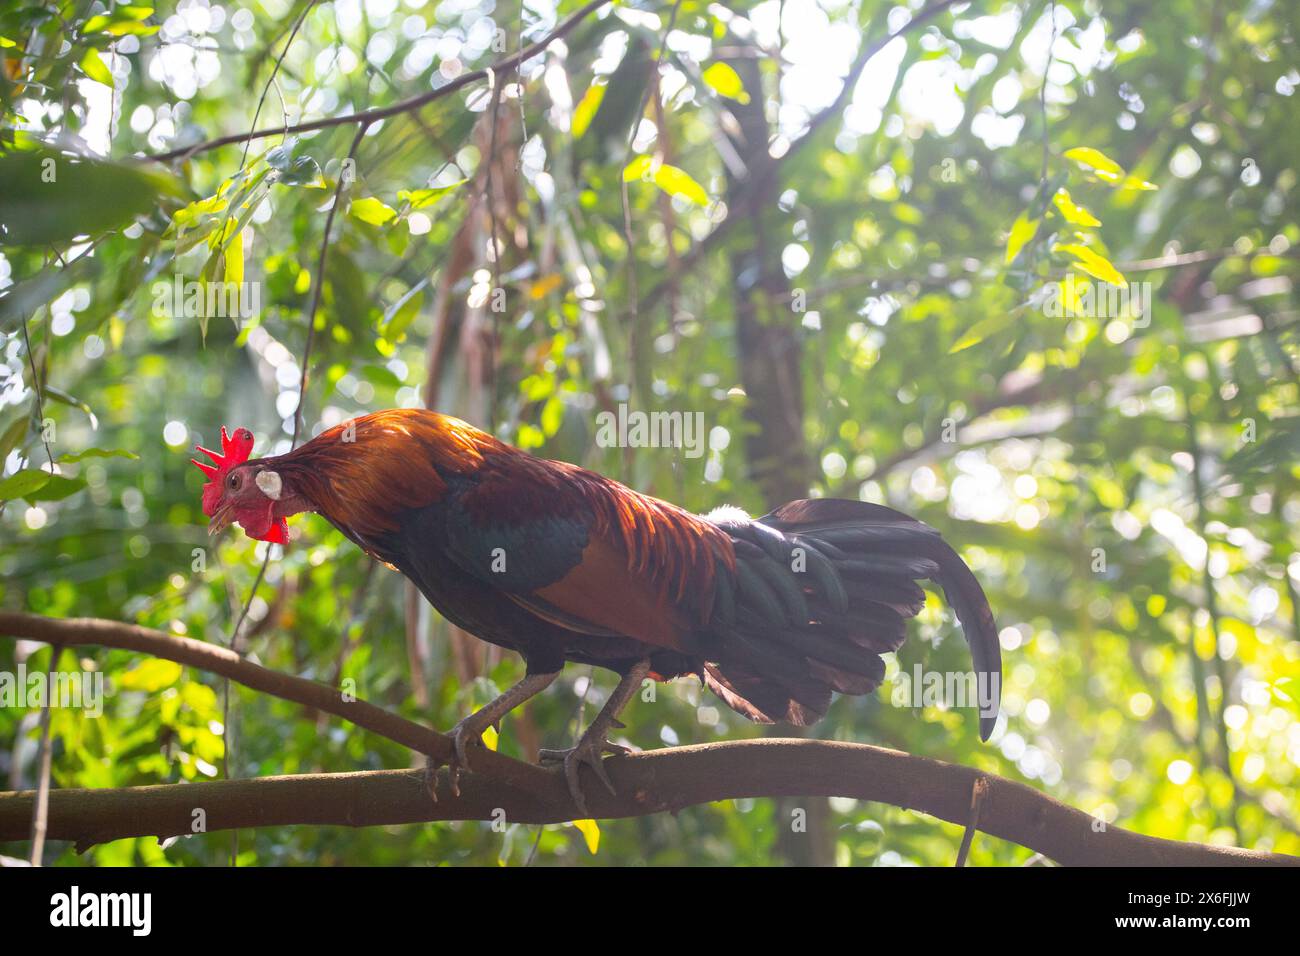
[0,611,540,796]
[0,740,1294,866]
[2,611,1295,865]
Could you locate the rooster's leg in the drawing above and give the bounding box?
[539,658,651,816]
[431,670,559,798]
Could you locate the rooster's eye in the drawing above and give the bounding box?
[228,473,240,489]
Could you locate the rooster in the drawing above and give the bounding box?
[195,409,1001,812]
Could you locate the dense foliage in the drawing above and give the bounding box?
[1,0,1298,865]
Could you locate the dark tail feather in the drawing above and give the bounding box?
[705,498,1002,739]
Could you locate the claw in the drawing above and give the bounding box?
[537,659,649,816]
[439,715,492,798]
[447,721,477,797]
[422,756,440,803]
[539,738,631,815]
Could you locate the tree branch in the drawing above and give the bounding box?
[0,611,541,796]
[144,0,611,163]
[2,610,1297,865]
[0,740,1295,865]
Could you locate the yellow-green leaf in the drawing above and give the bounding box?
[701,62,750,103]
[1052,188,1101,227]
[118,659,182,692]
[623,155,653,182]
[481,725,498,752]
[653,164,709,206]
[1063,146,1123,177]
[106,21,160,36]
[1055,243,1128,288]
[398,180,467,209]
[350,196,397,226]
[80,48,114,87]
[87,4,153,25]
[1004,212,1040,264]
[223,225,244,287]
[1119,175,1158,191]
[1058,273,1087,315]
[950,312,1017,353]
[541,396,563,436]
[571,81,606,138]
[572,818,600,854]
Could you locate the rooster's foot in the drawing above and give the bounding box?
[539,736,633,816]
[434,671,562,798]
[440,712,500,797]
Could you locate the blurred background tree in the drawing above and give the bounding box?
[1,0,1297,866]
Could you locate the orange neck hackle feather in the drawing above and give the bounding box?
[243,408,736,607]
[267,409,499,535]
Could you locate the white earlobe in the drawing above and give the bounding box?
[255,470,283,501]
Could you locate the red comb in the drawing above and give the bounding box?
[192,426,255,516]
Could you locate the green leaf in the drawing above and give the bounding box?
[326,249,369,324]
[43,385,99,428]
[0,149,180,246]
[1055,244,1128,288]
[282,155,323,186]
[571,81,607,138]
[0,417,27,462]
[29,474,87,502]
[268,140,323,186]
[360,364,402,389]
[0,468,50,501]
[350,196,397,226]
[118,659,183,692]
[1052,188,1101,227]
[85,7,156,34]
[381,285,424,342]
[1063,146,1124,177]
[0,254,98,333]
[398,180,467,209]
[171,193,227,230]
[86,5,152,28]
[80,48,114,86]
[701,62,750,103]
[57,448,139,463]
[950,312,1018,353]
[1004,212,1040,264]
[652,164,709,206]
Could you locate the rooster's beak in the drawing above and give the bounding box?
[208,502,235,537]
